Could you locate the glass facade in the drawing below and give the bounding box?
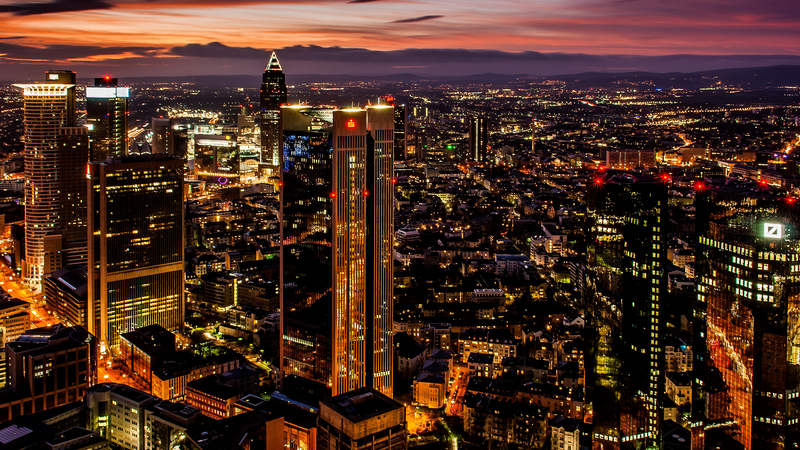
[693,191,800,450]
[260,52,287,170]
[280,107,394,397]
[87,155,184,350]
[585,172,666,449]
[86,77,128,161]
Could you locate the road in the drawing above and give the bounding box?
[448,366,468,417]
[0,263,50,328]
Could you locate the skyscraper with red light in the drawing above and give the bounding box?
[280,106,394,398]
[692,184,800,449]
[86,76,129,161]
[260,52,287,172]
[585,171,666,449]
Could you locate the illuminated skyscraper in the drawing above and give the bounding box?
[14,70,77,290]
[585,171,666,449]
[87,155,184,351]
[379,96,407,162]
[280,106,394,397]
[692,185,800,449]
[86,77,129,161]
[468,115,488,163]
[260,52,287,171]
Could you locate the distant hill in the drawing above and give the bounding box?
[111,65,800,90]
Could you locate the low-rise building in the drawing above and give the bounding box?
[317,388,407,450]
[413,373,446,409]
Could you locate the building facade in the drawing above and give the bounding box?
[692,187,800,449]
[280,106,394,397]
[260,52,287,171]
[585,171,667,448]
[468,116,488,163]
[86,77,129,161]
[15,71,78,289]
[87,155,184,351]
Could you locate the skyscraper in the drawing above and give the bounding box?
[280,106,394,397]
[585,171,666,449]
[86,77,129,161]
[692,184,800,449]
[14,70,77,290]
[468,115,488,163]
[87,155,184,351]
[260,52,287,172]
[379,96,407,162]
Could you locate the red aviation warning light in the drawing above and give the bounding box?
[346,119,356,129]
[592,177,605,187]
[693,181,707,193]
[659,172,671,183]
[330,192,337,199]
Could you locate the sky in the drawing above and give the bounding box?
[0,0,799,79]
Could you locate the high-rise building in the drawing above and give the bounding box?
[87,155,184,351]
[280,106,394,397]
[468,115,488,163]
[379,96,407,162]
[585,171,666,449]
[692,185,800,449]
[14,70,78,290]
[86,77,129,161]
[260,52,287,171]
[57,126,90,244]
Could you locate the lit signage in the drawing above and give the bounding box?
[346,119,356,129]
[48,74,59,80]
[86,87,130,98]
[765,223,784,239]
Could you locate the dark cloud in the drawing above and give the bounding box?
[0,41,157,60]
[0,0,113,16]
[391,15,443,23]
[2,41,800,80]
[348,0,382,3]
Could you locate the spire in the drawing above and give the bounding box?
[266,51,283,72]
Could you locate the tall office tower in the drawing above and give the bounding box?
[87,155,184,351]
[364,105,394,397]
[58,127,89,243]
[86,77,129,161]
[14,70,78,290]
[280,106,393,397]
[468,115,488,163]
[585,171,666,449]
[692,187,800,449]
[260,52,287,171]
[378,96,407,162]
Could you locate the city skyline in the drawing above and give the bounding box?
[0,0,798,78]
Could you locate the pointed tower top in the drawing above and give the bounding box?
[266,52,283,72]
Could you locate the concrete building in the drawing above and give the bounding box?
[317,387,406,450]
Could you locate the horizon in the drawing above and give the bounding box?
[0,0,798,78]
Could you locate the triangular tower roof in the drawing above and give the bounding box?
[265,52,282,72]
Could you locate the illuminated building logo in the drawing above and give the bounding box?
[346,119,356,129]
[218,177,229,185]
[765,223,784,239]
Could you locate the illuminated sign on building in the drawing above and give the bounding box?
[86,87,130,98]
[346,119,356,129]
[765,223,784,239]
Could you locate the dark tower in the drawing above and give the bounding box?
[468,115,488,163]
[87,155,184,350]
[585,171,667,449]
[86,76,129,161]
[260,52,287,173]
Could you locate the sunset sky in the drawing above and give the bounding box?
[1,0,799,79]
